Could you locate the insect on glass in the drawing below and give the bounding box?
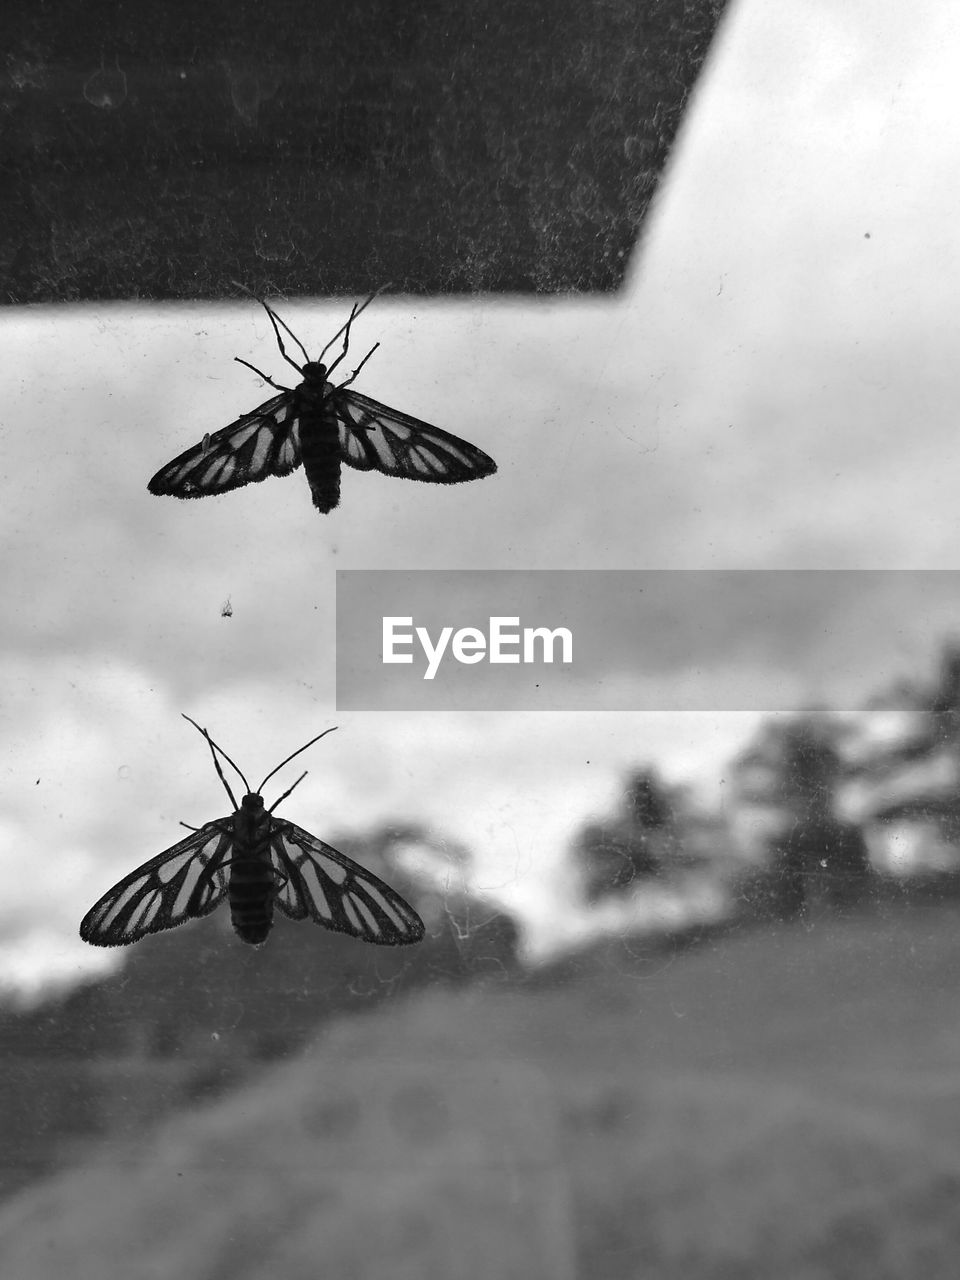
[79,717,425,949]
[147,292,497,513]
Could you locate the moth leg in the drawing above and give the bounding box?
[337,342,380,391]
[323,300,361,380]
[233,356,288,392]
[318,288,384,370]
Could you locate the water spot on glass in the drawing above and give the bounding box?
[221,61,282,127]
[83,58,128,110]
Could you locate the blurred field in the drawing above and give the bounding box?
[2,899,960,1278]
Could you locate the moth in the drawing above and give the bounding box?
[79,717,425,949]
[147,292,497,513]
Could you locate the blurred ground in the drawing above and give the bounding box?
[1,898,959,1278]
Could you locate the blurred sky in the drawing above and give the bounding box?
[4,0,960,994]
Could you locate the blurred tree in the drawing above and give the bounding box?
[735,714,870,918]
[858,643,960,759]
[626,769,673,829]
[575,767,682,903]
[844,641,960,878]
[927,644,960,744]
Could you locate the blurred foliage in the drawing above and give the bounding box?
[574,767,686,902]
[733,714,871,919]
[843,642,960,871]
[736,714,845,822]
[925,644,960,745]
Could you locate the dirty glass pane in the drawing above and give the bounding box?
[3,3,959,1279]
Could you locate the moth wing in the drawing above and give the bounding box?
[79,822,233,947]
[270,820,425,945]
[147,392,302,497]
[334,389,496,483]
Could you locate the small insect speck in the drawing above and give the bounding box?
[221,598,233,618]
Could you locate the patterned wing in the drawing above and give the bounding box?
[269,820,425,945]
[79,822,233,947]
[147,392,302,497]
[334,389,497,483]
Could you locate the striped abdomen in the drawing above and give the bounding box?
[229,801,276,945]
[297,375,341,513]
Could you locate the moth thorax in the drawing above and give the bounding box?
[236,792,270,844]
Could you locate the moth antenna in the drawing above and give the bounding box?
[257,726,338,794]
[268,770,308,814]
[266,303,311,367]
[184,718,240,809]
[229,279,261,300]
[353,282,392,321]
[254,299,304,374]
[228,280,305,373]
[181,714,249,806]
[180,821,201,832]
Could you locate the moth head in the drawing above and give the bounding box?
[301,360,328,381]
[241,792,266,814]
